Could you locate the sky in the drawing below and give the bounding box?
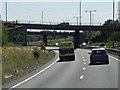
[1,0,120,2]
[0,0,120,25]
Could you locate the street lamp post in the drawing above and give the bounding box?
[73,16,78,25]
[5,1,8,22]
[79,0,82,26]
[92,13,94,25]
[42,11,43,24]
[112,0,115,47]
[85,10,96,26]
[85,10,96,44]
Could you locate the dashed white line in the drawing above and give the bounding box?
[80,75,84,80]
[83,67,86,71]
[82,57,85,59]
[83,59,86,62]
[84,63,86,65]
[8,57,59,90]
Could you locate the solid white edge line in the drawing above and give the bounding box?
[109,55,120,62]
[8,57,59,90]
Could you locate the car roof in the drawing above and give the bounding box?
[92,48,106,51]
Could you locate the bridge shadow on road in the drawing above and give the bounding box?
[89,63,109,66]
[57,59,75,62]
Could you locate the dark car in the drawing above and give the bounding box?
[89,48,109,64]
[58,22,69,26]
[99,43,105,47]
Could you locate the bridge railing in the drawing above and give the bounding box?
[5,20,103,26]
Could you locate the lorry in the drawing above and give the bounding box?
[59,41,75,61]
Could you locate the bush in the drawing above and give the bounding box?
[32,47,40,63]
[40,42,45,51]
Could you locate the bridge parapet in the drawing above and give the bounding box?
[13,23,120,31]
[5,20,103,26]
[4,20,120,31]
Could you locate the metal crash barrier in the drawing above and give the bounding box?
[106,48,120,60]
[81,46,120,60]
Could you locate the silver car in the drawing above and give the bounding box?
[89,48,109,64]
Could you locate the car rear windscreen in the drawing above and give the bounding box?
[92,50,106,55]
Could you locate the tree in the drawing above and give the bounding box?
[107,32,120,42]
[103,19,120,26]
[89,19,120,44]
[2,21,8,46]
[27,35,38,42]
[32,47,40,63]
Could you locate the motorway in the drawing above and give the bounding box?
[6,49,119,89]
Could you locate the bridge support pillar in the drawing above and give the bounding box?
[74,30,80,49]
[43,35,47,46]
[23,28,27,46]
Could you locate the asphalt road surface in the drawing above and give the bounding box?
[7,49,119,89]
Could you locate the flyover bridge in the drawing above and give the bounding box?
[6,22,120,49]
[14,23,120,31]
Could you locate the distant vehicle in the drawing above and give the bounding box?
[99,43,105,47]
[79,42,86,47]
[59,41,75,61]
[58,22,69,26]
[89,48,109,64]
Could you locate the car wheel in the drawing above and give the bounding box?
[90,61,94,65]
[59,57,63,61]
[106,60,109,64]
[72,57,75,61]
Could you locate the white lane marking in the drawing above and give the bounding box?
[82,57,85,59]
[84,63,86,65]
[8,57,59,90]
[83,59,86,62]
[83,67,86,71]
[80,75,84,80]
[109,55,120,62]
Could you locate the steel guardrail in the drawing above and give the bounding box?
[81,46,120,59]
[106,48,120,58]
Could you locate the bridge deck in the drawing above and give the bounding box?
[14,23,120,31]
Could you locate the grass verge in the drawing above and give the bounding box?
[2,46,55,85]
[27,37,73,46]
